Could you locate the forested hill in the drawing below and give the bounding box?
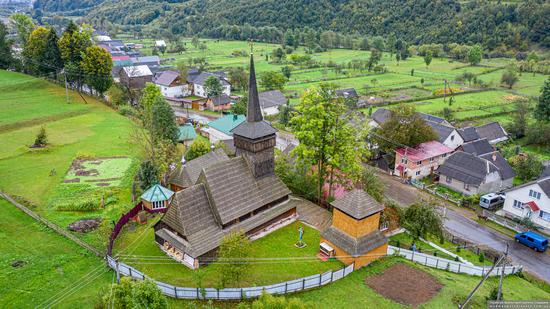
[35,0,550,49]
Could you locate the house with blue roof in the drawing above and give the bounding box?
[141,184,174,211]
[206,114,245,144]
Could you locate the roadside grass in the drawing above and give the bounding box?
[0,199,111,308]
[114,220,343,287]
[476,219,518,239]
[0,70,140,249]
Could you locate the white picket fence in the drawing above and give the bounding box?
[106,256,354,299]
[388,246,522,277]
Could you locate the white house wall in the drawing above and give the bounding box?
[443,130,464,150]
[503,182,550,229]
[158,84,191,98]
[262,106,280,116]
[193,84,231,98]
[208,128,232,144]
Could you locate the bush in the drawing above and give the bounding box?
[118,105,138,117]
[56,199,99,211]
[479,253,485,263]
[33,126,47,147]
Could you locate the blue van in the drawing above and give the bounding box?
[515,231,548,252]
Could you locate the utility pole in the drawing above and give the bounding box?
[460,255,504,308]
[497,243,509,300]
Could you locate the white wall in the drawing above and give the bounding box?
[503,182,550,229]
[158,84,191,98]
[443,130,464,150]
[262,106,280,116]
[194,84,231,98]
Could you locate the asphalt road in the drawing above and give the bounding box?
[445,208,550,282]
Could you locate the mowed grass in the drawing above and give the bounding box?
[0,70,140,249]
[114,220,343,287]
[0,199,111,308]
[292,257,550,309]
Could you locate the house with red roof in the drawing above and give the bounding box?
[501,176,550,231]
[394,140,454,180]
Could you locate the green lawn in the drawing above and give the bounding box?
[0,70,140,249]
[292,257,550,309]
[0,199,111,308]
[114,220,343,288]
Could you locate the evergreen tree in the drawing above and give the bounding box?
[138,160,159,190]
[41,28,63,77]
[535,77,550,122]
[0,22,13,70]
[423,51,433,68]
[151,97,179,144]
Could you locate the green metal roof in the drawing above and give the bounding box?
[113,60,133,67]
[208,114,245,136]
[141,184,174,202]
[178,124,197,142]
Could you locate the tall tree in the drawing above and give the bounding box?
[151,96,179,144]
[217,231,251,288]
[0,22,14,69]
[42,28,63,77]
[80,45,113,95]
[204,76,223,97]
[23,26,48,74]
[501,69,519,89]
[423,51,433,69]
[101,277,167,309]
[291,84,368,203]
[467,45,483,65]
[508,100,530,138]
[367,49,381,71]
[138,160,159,190]
[259,71,287,90]
[402,203,443,239]
[228,67,248,91]
[186,138,211,161]
[58,21,92,88]
[140,83,163,128]
[535,77,550,122]
[9,13,35,47]
[372,105,438,152]
[232,95,247,115]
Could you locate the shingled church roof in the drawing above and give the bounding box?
[231,54,277,139]
[168,149,229,188]
[330,189,384,220]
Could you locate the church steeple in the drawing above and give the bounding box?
[231,50,278,179]
[246,53,263,123]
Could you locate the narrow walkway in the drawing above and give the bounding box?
[294,196,332,231]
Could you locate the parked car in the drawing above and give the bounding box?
[479,193,505,210]
[515,231,548,252]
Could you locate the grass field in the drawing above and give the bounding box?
[122,36,548,128]
[114,220,343,287]
[0,70,140,249]
[0,199,111,308]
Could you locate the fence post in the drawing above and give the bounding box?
[217,288,219,300]
[174,286,178,299]
[285,282,288,294]
[115,260,120,284]
[411,251,415,261]
[318,274,321,286]
[196,287,200,299]
[425,256,428,266]
[302,278,305,290]
[512,266,515,274]
[477,247,480,255]
[330,270,333,282]
[129,267,132,278]
[436,258,439,269]
[458,263,461,273]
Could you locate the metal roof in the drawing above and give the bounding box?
[208,114,245,136]
[141,184,174,202]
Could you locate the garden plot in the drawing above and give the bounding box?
[64,157,133,187]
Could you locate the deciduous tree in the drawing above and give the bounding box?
[228,67,248,91]
[9,13,34,47]
[80,45,113,95]
[23,27,48,74]
[0,22,14,69]
[423,51,433,68]
[402,203,443,239]
[468,45,483,66]
[217,231,251,288]
[259,71,287,90]
[151,96,179,144]
[510,154,543,182]
[186,138,211,161]
[372,105,438,152]
[501,69,519,89]
[232,96,247,115]
[535,77,550,122]
[101,277,167,309]
[138,160,159,190]
[204,75,223,97]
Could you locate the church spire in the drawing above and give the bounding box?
[246,53,263,123]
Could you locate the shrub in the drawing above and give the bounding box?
[56,199,99,212]
[479,253,485,263]
[456,246,461,253]
[33,126,47,147]
[118,105,138,117]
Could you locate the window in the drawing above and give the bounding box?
[529,190,542,200]
[401,158,408,164]
[540,211,550,222]
[415,171,421,176]
[430,157,435,163]
[450,135,455,141]
[446,176,452,183]
[513,200,524,210]
[416,161,422,166]
[152,200,165,210]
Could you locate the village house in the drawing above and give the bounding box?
[155,54,295,269]
[206,94,232,112]
[501,176,550,231]
[459,138,494,156]
[153,70,191,98]
[131,55,161,68]
[436,151,515,196]
[205,114,245,144]
[259,90,288,116]
[425,121,464,150]
[155,40,166,48]
[394,141,454,180]
[119,65,153,89]
[319,189,388,268]
[458,122,509,145]
[189,72,231,98]
[336,88,359,99]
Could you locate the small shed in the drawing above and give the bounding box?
[178,124,197,146]
[141,184,174,211]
